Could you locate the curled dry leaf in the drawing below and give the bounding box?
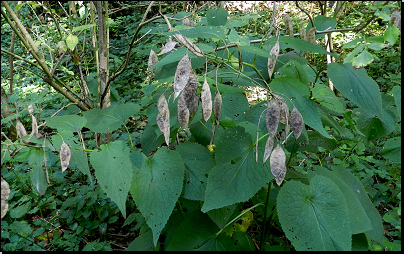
[157,94,170,145]
[177,94,190,128]
[1,177,10,219]
[173,33,204,57]
[263,135,274,165]
[182,17,194,27]
[270,144,286,186]
[174,52,191,99]
[148,49,158,71]
[213,91,222,126]
[60,142,71,173]
[306,27,316,44]
[158,40,177,56]
[265,98,280,138]
[28,104,34,115]
[201,77,212,122]
[284,14,294,37]
[267,40,280,79]
[290,106,304,139]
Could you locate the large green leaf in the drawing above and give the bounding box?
[356,107,395,141]
[201,126,273,212]
[89,140,133,218]
[310,166,372,234]
[166,210,236,251]
[70,149,93,185]
[306,15,337,39]
[381,137,401,163]
[293,97,332,139]
[311,82,346,114]
[278,60,309,85]
[330,166,383,245]
[207,8,228,26]
[264,36,337,57]
[129,147,184,246]
[44,115,87,134]
[176,142,215,201]
[277,175,352,251]
[30,164,47,196]
[269,76,310,100]
[327,63,383,119]
[221,93,250,123]
[82,103,140,133]
[391,86,401,120]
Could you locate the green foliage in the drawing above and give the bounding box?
[1,1,400,251]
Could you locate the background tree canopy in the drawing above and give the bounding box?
[1,1,401,251]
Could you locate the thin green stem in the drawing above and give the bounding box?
[124,124,135,151]
[176,201,185,219]
[259,180,272,251]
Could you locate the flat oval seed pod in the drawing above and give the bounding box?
[265,98,280,138]
[28,104,34,115]
[174,52,191,99]
[148,49,158,71]
[274,95,289,141]
[31,115,38,136]
[156,113,170,145]
[182,70,199,108]
[284,14,294,37]
[290,106,304,139]
[177,94,190,128]
[158,40,177,56]
[157,94,169,119]
[201,77,212,122]
[60,142,71,173]
[182,17,194,27]
[267,40,280,79]
[188,94,199,120]
[213,91,222,126]
[174,33,204,57]
[263,135,274,164]
[16,119,27,138]
[306,27,316,44]
[299,24,306,41]
[1,177,10,219]
[270,144,286,186]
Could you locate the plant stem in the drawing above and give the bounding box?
[176,201,185,219]
[124,124,135,151]
[259,180,272,251]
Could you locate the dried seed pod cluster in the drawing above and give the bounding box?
[267,40,280,79]
[263,95,305,185]
[158,40,177,56]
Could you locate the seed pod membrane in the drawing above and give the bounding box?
[306,27,316,44]
[174,53,191,99]
[182,70,199,108]
[299,24,306,41]
[28,104,34,115]
[263,136,274,164]
[16,119,27,138]
[213,91,222,126]
[274,95,289,140]
[284,14,294,37]
[1,177,10,219]
[158,40,177,56]
[177,94,190,128]
[60,142,71,173]
[290,106,304,139]
[267,40,280,79]
[31,115,38,136]
[270,144,286,186]
[265,98,280,138]
[156,94,170,145]
[188,94,199,120]
[148,49,158,71]
[174,33,204,57]
[201,77,212,122]
[182,17,194,27]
